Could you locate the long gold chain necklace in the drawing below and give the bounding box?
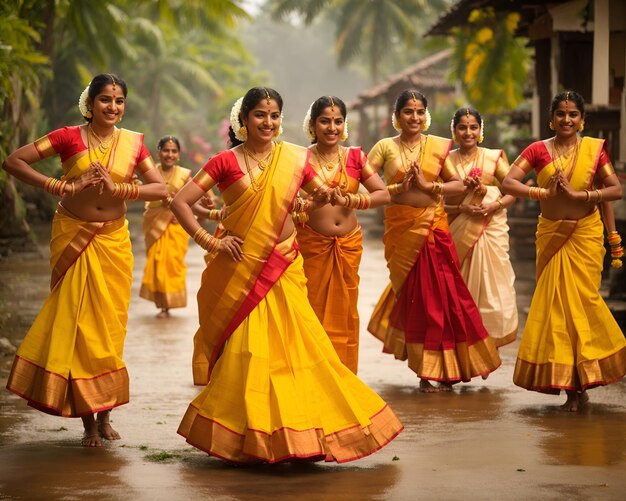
[242,142,275,192]
[399,136,424,172]
[313,145,348,190]
[458,147,480,176]
[551,137,580,178]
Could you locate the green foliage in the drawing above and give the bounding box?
[450,8,530,114]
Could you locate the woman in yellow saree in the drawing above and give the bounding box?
[170,87,403,464]
[444,107,518,347]
[502,90,626,411]
[140,135,191,317]
[3,74,167,445]
[367,90,502,393]
[294,96,389,374]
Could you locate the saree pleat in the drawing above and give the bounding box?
[297,224,363,373]
[178,249,401,464]
[6,206,132,416]
[368,204,501,382]
[513,210,626,393]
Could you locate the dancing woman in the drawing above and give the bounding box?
[170,87,403,464]
[444,107,518,348]
[502,90,625,411]
[4,73,166,445]
[294,96,389,373]
[367,90,501,392]
[140,135,192,317]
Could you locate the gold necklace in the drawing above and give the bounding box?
[160,165,176,186]
[88,124,117,154]
[458,147,480,176]
[242,142,275,171]
[242,144,274,192]
[313,146,348,190]
[399,136,424,172]
[551,137,580,178]
[87,127,118,165]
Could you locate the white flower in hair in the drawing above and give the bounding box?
[450,117,456,140]
[391,112,401,131]
[278,112,284,138]
[229,97,245,141]
[302,102,315,141]
[78,84,90,118]
[342,119,349,141]
[479,118,485,143]
[423,108,431,131]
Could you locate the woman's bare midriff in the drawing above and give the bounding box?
[306,205,358,236]
[390,188,439,209]
[539,192,595,220]
[60,185,127,221]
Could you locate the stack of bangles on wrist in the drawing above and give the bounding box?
[431,181,444,197]
[164,195,174,208]
[292,210,309,224]
[344,193,371,210]
[388,183,403,195]
[528,186,548,200]
[207,209,224,221]
[496,197,504,210]
[608,231,623,268]
[44,177,74,197]
[112,182,140,200]
[292,196,311,213]
[193,227,221,253]
[583,189,603,203]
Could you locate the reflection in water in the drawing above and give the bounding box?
[516,399,626,467]
[178,458,401,501]
[0,443,131,499]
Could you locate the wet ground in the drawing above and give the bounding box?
[1,213,625,500]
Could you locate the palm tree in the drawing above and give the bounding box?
[272,0,448,83]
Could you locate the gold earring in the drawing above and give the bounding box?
[85,109,93,119]
[579,121,585,132]
[240,125,248,139]
[117,115,123,123]
[340,131,347,142]
[478,133,484,144]
[549,121,555,131]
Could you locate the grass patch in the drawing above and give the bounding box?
[145,451,181,462]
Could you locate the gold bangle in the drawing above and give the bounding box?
[497,198,504,210]
[584,189,590,202]
[595,189,602,203]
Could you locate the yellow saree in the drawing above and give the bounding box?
[513,137,626,392]
[178,142,403,463]
[140,165,191,309]
[447,148,518,347]
[6,129,145,416]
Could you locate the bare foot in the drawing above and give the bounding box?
[156,309,170,319]
[438,382,453,392]
[561,390,585,412]
[97,411,121,440]
[419,379,440,393]
[81,415,102,447]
